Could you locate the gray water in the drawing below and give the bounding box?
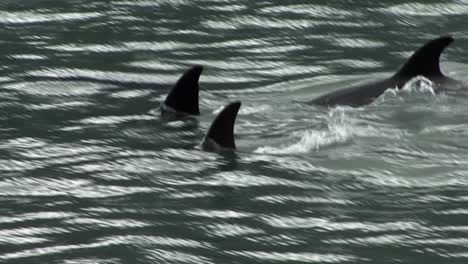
[1,1,468,263]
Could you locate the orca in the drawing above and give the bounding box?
[309,35,464,107]
[160,65,203,116]
[201,101,241,152]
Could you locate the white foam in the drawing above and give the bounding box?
[255,128,351,154]
[255,109,360,154]
[399,75,436,95]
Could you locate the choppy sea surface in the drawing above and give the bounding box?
[1,1,468,263]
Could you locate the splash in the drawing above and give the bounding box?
[255,108,360,154]
[400,75,436,95]
[255,129,350,154]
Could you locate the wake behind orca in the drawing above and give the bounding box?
[309,35,464,107]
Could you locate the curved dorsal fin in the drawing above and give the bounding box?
[203,101,241,150]
[394,35,453,80]
[163,65,203,115]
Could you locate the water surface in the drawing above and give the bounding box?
[1,1,468,263]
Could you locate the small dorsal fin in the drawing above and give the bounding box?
[394,35,453,80]
[163,65,203,115]
[203,101,241,150]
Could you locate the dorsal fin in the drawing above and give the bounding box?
[393,35,453,81]
[163,65,203,115]
[202,101,241,150]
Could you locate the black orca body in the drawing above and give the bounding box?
[309,36,464,107]
[160,65,203,116]
[201,102,241,152]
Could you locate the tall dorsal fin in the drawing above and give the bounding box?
[393,35,453,80]
[163,65,203,115]
[202,101,241,150]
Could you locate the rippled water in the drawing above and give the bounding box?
[1,1,468,263]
